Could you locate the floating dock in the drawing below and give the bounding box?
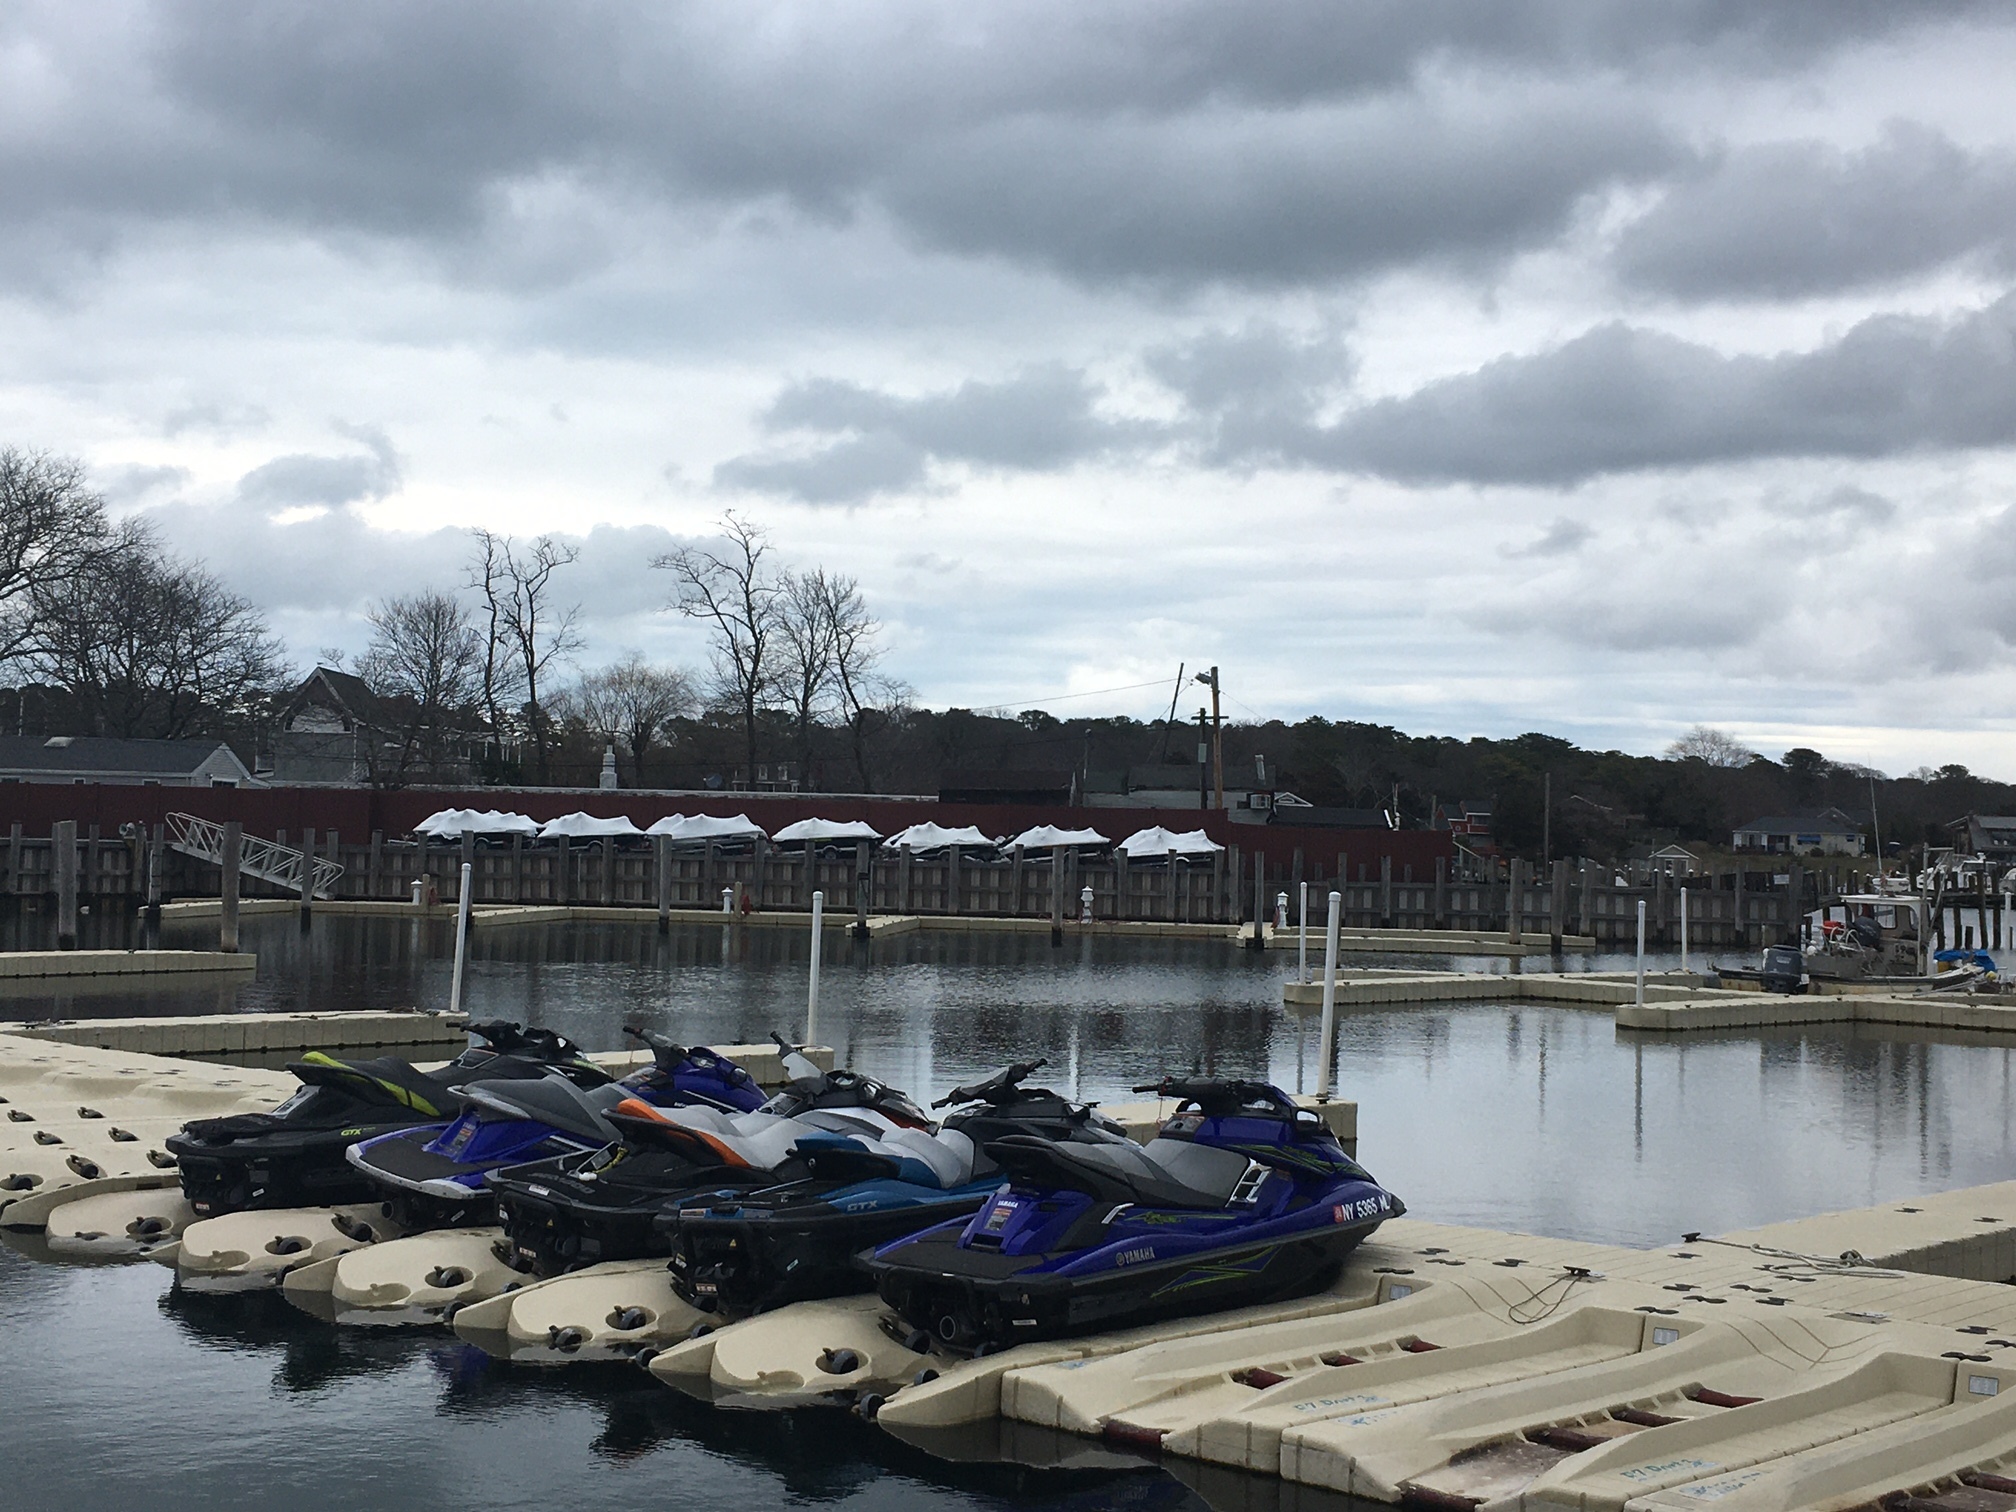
[0,949,255,981]
[1285,969,2016,1038]
[25,1025,2016,1509]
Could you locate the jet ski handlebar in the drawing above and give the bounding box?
[622,1024,692,1062]
[1130,1077,1297,1116]
[467,1020,584,1060]
[932,1058,1050,1108]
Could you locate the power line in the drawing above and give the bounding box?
[969,679,1176,712]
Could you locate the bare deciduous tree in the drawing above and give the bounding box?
[653,514,783,782]
[777,568,839,784]
[357,590,484,786]
[464,529,527,752]
[1664,725,1758,768]
[0,448,122,668]
[465,530,582,782]
[560,654,697,785]
[31,522,286,738]
[820,572,907,791]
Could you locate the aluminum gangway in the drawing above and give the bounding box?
[165,812,343,899]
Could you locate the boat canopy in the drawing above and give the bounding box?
[1116,825,1223,857]
[772,818,883,844]
[883,822,994,852]
[537,812,645,840]
[413,808,540,839]
[1005,824,1111,850]
[645,813,767,843]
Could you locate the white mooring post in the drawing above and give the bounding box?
[1680,885,1690,976]
[1298,880,1309,984]
[449,861,474,1021]
[1317,890,1343,1101]
[807,889,824,1046]
[1635,897,1648,1007]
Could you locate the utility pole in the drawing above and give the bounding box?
[1196,708,1210,811]
[1194,667,1224,810]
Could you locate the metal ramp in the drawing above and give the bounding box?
[165,812,342,899]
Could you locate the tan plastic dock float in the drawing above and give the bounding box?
[0,949,256,980]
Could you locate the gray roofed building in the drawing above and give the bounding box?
[1951,815,2016,864]
[0,735,257,787]
[1732,808,1864,857]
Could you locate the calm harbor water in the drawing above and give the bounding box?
[4,912,2015,1510]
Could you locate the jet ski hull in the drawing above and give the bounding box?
[346,1121,606,1231]
[490,1153,756,1276]
[868,1202,1400,1349]
[172,1120,420,1216]
[669,1184,997,1316]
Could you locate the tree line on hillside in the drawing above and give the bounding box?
[0,446,2005,856]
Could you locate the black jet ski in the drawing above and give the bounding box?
[668,1059,1133,1317]
[865,1076,1401,1351]
[165,1021,603,1217]
[488,1038,934,1277]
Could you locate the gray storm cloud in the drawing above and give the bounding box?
[5,1,2016,763]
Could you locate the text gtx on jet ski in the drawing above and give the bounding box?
[865,1076,1401,1350]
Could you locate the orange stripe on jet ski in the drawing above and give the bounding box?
[611,1097,750,1166]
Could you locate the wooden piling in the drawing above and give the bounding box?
[145,823,163,920]
[219,820,242,953]
[853,840,870,940]
[52,820,78,949]
[1379,854,1393,928]
[1049,847,1065,945]
[655,834,672,933]
[1434,854,1447,928]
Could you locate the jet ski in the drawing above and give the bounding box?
[668,1058,1134,1317]
[344,1028,767,1231]
[864,1076,1402,1351]
[489,1039,935,1277]
[166,1021,601,1218]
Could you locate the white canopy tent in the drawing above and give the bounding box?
[772,818,883,844]
[645,813,767,844]
[538,812,645,840]
[884,822,995,852]
[414,808,540,839]
[1116,825,1224,857]
[1005,824,1111,850]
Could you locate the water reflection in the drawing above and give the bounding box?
[10,913,2016,1508]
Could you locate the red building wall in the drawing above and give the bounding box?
[0,783,1453,877]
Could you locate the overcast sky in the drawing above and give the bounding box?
[5,2,2015,776]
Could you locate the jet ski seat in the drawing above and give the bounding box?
[984,1134,1251,1210]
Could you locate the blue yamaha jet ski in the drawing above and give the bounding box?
[345,1028,765,1230]
[864,1076,1401,1350]
[668,1059,1133,1316]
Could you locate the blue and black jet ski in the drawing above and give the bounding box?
[864,1076,1401,1350]
[166,1020,602,1217]
[668,1059,1133,1316]
[344,1027,765,1230]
